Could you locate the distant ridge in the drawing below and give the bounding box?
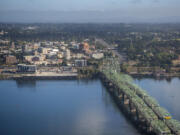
[0,10,180,23]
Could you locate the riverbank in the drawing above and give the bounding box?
[1,71,180,81]
[0,72,78,80]
[130,73,180,81]
[129,72,180,78]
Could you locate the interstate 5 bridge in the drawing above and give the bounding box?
[99,58,180,135]
[96,37,180,135]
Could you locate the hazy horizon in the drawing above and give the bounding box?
[0,0,180,23]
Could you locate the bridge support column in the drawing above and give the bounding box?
[118,93,123,101]
[129,102,137,119]
[136,111,146,124]
[123,95,129,105]
[129,103,136,114]
[147,125,153,133]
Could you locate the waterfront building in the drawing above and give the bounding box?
[17,64,36,73]
[62,66,73,72]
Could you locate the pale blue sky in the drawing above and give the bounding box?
[0,0,180,22]
[0,0,179,11]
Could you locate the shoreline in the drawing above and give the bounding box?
[0,72,78,80]
[1,72,180,81]
[130,73,180,79]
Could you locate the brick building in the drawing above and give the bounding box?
[6,55,17,64]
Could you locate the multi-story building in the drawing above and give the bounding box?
[65,49,71,60]
[75,59,87,67]
[79,42,89,53]
[5,55,17,64]
[17,64,36,73]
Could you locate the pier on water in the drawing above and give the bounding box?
[99,58,180,135]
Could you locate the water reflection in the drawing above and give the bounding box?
[134,76,179,83]
[0,80,140,135]
[16,80,36,88]
[74,106,107,135]
[101,85,121,114]
[76,78,99,85]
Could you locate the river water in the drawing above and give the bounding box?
[0,80,140,135]
[134,77,180,121]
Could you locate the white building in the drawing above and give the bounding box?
[75,59,87,67]
[65,49,71,60]
[92,53,104,59]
